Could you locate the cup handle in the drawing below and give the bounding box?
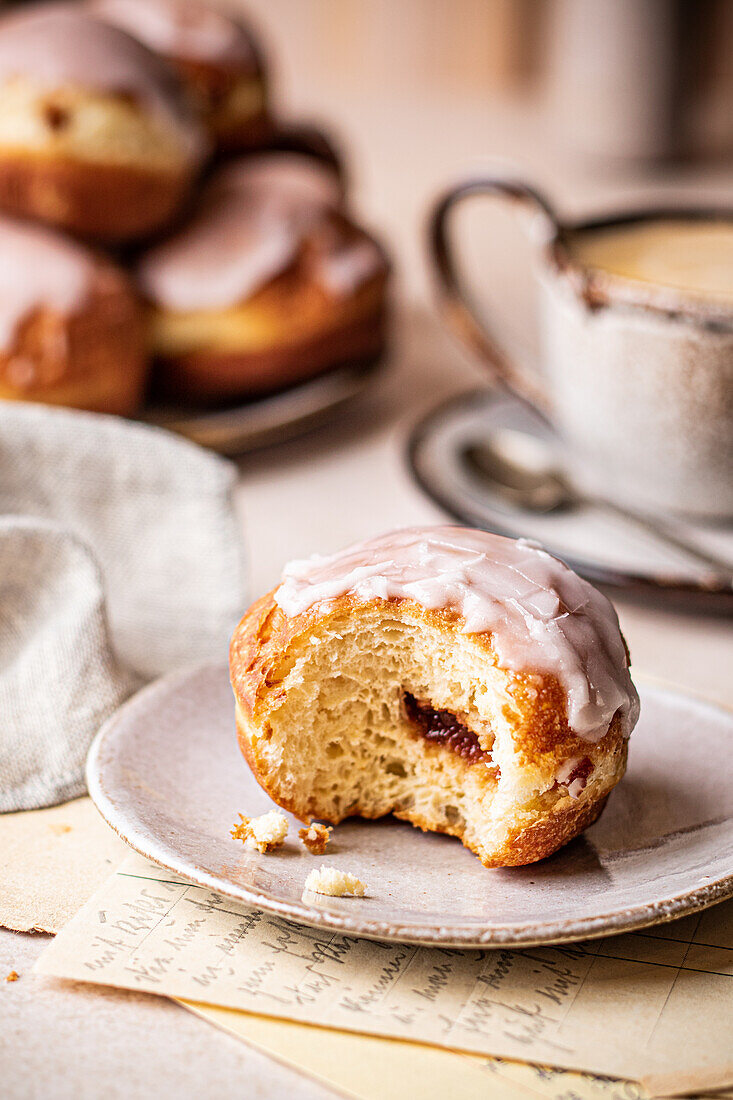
[429,177,562,416]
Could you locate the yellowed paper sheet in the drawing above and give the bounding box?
[181,1000,646,1100]
[181,1001,731,1100]
[0,797,127,933]
[184,1003,539,1100]
[35,853,733,1095]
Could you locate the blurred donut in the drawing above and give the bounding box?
[263,121,344,180]
[137,153,390,403]
[89,0,272,153]
[0,214,147,414]
[0,4,207,242]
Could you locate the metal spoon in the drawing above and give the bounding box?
[463,431,733,578]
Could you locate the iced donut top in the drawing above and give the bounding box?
[0,6,204,158]
[138,154,385,312]
[90,0,261,68]
[210,155,343,211]
[275,526,640,741]
[0,216,100,349]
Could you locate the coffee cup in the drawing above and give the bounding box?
[429,178,733,520]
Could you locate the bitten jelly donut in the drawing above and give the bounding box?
[0,5,206,242]
[230,526,640,869]
[0,214,147,414]
[90,0,272,153]
[138,153,389,402]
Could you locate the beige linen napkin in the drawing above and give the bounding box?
[0,402,246,812]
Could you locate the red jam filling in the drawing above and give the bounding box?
[403,692,489,765]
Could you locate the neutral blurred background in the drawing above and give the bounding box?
[241,0,733,164]
[226,0,732,370]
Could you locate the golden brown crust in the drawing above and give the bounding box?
[0,154,196,242]
[497,792,610,867]
[405,791,613,867]
[0,263,148,415]
[172,57,272,152]
[153,297,387,401]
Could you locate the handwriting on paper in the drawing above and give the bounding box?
[36,854,733,1091]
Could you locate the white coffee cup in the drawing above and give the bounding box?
[429,179,733,519]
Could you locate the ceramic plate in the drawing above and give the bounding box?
[141,356,382,456]
[408,389,733,612]
[87,663,733,947]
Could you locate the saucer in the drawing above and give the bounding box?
[408,388,733,612]
[142,356,382,456]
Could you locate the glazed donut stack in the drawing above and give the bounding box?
[0,0,389,415]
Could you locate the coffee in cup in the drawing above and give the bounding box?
[430,180,733,519]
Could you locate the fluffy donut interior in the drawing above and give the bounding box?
[238,604,620,867]
[0,78,194,169]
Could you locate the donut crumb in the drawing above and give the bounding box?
[5,971,19,982]
[304,866,366,897]
[231,811,288,853]
[299,823,332,854]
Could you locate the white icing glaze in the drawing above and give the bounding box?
[138,206,298,312]
[315,238,386,296]
[275,526,640,741]
[555,756,582,783]
[0,5,204,159]
[555,755,592,798]
[0,216,97,348]
[138,154,383,312]
[89,0,259,68]
[210,154,343,211]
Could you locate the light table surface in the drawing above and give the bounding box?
[4,304,733,1100]
[4,53,733,1095]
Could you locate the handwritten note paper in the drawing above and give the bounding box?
[36,853,733,1095]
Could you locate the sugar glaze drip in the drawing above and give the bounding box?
[0,216,97,349]
[90,0,259,67]
[275,525,640,741]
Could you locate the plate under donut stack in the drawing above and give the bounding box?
[0,0,390,418]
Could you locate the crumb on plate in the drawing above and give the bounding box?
[5,971,19,982]
[231,811,288,853]
[299,822,332,854]
[304,865,366,897]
